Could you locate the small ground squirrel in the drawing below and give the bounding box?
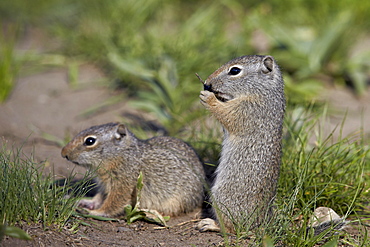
[198,55,286,232]
[61,122,205,217]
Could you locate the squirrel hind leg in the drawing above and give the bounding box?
[78,199,99,210]
[196,218,220,232]
[77,192,104,210]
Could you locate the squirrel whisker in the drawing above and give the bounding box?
[195,73,205,84]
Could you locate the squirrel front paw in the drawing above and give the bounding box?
[200,90,219,108]
[195,218,220,232]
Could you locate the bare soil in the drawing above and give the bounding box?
[1,28,369,246]
[3,213,226,247]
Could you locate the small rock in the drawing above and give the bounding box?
[117,226,132,232]
[309,207,341,227]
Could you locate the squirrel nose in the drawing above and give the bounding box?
[204,84,212,91]
[61,146,69,159]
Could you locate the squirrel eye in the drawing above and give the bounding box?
[84,137,96,146]
[228,67,241,75]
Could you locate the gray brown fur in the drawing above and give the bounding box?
[200,55,285,232]
[61,122,205,217]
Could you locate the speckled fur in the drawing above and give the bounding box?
[200,55,285,232]
[61,123,205,217]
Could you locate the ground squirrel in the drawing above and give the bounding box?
[198,55,285,232]
[61,122,205,217]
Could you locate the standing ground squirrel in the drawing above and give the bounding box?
[198,55,285,232]
[61,122,205,217]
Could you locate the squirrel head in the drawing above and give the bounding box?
[202,55,284,103]
[61,122,137,168]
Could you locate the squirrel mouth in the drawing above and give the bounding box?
[214,92,232,102]
[203,83,232,102]
[70,160,81,166]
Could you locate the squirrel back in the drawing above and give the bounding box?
[61,122,205,217]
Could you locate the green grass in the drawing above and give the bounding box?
[0,143,95,228]
[253,0,370,96]
[272,106,368,246]
[281,106,368,214]
[0,23,20,102]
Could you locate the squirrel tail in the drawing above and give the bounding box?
[308,218,348,236]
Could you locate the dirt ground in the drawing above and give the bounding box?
[1,29,369,246]
[3,213,226,247]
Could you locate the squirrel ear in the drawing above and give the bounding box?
[262,56,274,73]
[115,124,127,139]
